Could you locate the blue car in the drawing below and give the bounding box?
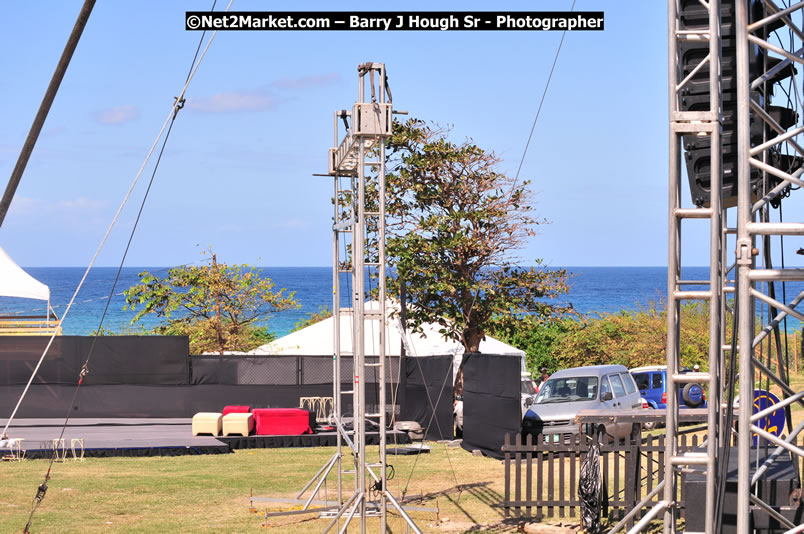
[630,365,706,409]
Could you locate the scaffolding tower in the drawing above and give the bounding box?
[655,1,804,533]
[258,62,424,533]
[326,62,420,533]
[664,1,726,532]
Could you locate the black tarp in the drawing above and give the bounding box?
[460,353,521,459]
[0,336,189,385]
[1,344,452,424]
[0,384,335,418]
[190,355,395,385]
[400,355,453,440]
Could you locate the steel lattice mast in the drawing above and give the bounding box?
[734,2,804,532]
[260,62,423,533]
[651,1,804,533]
[663,1,726,532]
[326,62,421,534]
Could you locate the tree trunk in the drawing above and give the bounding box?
[212,254,224,355]
[463,328,484,353]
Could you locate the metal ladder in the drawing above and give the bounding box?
[328,63,421,534]
[639,2,727,533]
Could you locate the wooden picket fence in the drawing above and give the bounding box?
[500,431,702,524]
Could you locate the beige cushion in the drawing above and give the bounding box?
[223,412,253,437]
[192,412,222,436]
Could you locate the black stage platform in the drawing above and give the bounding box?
[0,419,410,459]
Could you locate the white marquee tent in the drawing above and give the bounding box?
[0,246,50,303]
[247,301,527,379]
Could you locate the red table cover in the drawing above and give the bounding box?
[222,405,251,416]
[252,408,314,435]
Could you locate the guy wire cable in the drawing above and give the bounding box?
[715,280,740,533]
[19,2,232,531]
[511,0,576,188]
[5,0,232,440]
[24,99,184,534]
[456,0,575,340]
[401,360,457,497]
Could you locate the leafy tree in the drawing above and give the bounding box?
[124,253,297,354]
[489,314,574,374]
[380,119,573,352]
[557,302,714,370]
[292,306,332,332]
[90,324,148,336]
[498,301,719,372]
[153,320,277,355]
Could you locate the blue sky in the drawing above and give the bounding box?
[3,1,791,269]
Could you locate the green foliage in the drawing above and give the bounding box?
[292,306,332,332]
[490,302,717,373]
[380,119,573,352]
[489,314,574,374]
[90,324,149,336]
[153,321,277,355]
[124,253,297,354]
[552,306,668,368]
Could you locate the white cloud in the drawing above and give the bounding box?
[185,75,338,114]
[58,197,107,211]
[271,218,309,229]
[271,72,340,90]
[187,91,276,113]
[6,196,40,216]
[6,196,107,218]
[95,105,138,125]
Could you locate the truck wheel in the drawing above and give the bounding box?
[682,383,704,407]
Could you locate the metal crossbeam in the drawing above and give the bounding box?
[664,2,725,533]
[659,2,804,533]
[321,63,419,534]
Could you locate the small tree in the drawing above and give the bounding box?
[124,253,298,354]
[383,119,572,352]
[498,302,719,372]
[292,306,332,332]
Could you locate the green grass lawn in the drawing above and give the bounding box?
[2,443,522,533]
[5,370,804,533]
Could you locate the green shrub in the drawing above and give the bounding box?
[491,302,718,373]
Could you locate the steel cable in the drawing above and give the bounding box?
[20,2,231,530]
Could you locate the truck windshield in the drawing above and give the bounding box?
[535,376,599,404]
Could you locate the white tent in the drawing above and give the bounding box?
[248,301,527,379]
[0,246,50,302]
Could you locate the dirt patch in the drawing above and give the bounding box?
[428,516,582,534]
[429,517,481,532]
[522,522,581,534]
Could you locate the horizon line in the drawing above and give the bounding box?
[20,264,708,269]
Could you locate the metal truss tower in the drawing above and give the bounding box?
[259,63,423,533]
[734,2,804,531]
[326,62,420,533]
[664,2,726,532]
[658,1,804,533]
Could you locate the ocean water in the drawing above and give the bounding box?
[1,266,800,336]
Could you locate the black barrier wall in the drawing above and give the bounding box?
[400,355,453,440]
[0,336,189,385]
[461,353,521,459]
[1,338,454,436]
[0,384,336,418]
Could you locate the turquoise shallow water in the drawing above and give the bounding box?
[0,266,800,336]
